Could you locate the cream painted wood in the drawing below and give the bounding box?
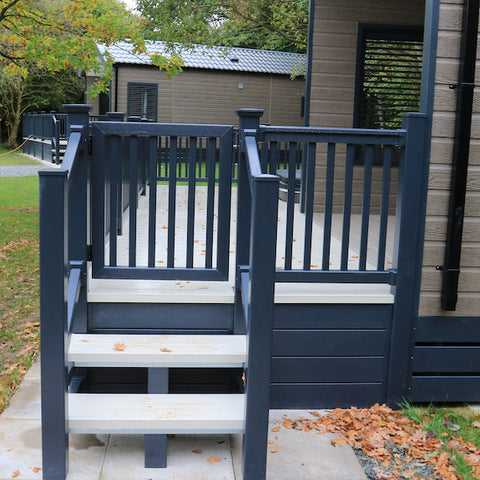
[68,333,246,367]
[68,393,245,434]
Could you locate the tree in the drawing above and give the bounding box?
[136,0,309,54]
[0,67,84,147]
[0,0,182,146]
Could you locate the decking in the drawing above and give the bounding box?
[90,184,395,304]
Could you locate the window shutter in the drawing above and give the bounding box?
[356,27,423,130]
[128,83,158,121]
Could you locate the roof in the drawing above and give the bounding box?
[98,41,306,76]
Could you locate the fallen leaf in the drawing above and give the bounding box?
[331,438,348,446]
[206,456,220,463]
[114,342,126,351]
[270,444,279,453]
[192,449,202,454]
[161,347,172,352]
[6,448,12,452]
[81,339,90,343]
[268,440,274,444]
[272,426,280,432]
[32,467,41,473]
[12,471,19,478]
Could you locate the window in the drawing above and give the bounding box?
[127,83,158,121]
[354,25,423,130]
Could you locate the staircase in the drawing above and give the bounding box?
[67,334,246,438]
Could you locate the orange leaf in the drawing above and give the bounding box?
[161,347,172,352]
[271,426,280,432]
[114,342,126,351]
[268,440,274,444]
[12,471,19,478]
[331,438,348,446]
[206,456,220,463]
[81,339,90,343]
[32,467,41,473]
[270,444,279,453]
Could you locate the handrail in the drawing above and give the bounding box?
[61,131,82,180]
[242,131,263,186]
[258,125,406,145]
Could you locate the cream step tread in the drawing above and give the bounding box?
[68,334,246,367]
[68,393,245,434]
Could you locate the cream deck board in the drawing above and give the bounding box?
[89,185,395,304]
[68,333,246,367]
[67,393,245,434]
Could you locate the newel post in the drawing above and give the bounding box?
[39,170,69,479]
[63,104,91,136]
[386,112,427,405]
[234,108,264,334]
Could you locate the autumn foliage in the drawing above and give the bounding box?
[282,404,480,480]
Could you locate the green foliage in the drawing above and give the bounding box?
[137,0,309,54]
[401,401,480,480]
[0,146,37,164]
[0,176,40,413]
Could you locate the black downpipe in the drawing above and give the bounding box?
[439,0,479,310]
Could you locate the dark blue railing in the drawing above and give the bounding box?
[255,125,407,284]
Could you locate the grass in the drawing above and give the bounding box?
[0,176,40,413]
[0,145,39,165]
[402,401,480,479]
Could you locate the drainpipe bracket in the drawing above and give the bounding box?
[449,82,476,90]
[436,265,460,273]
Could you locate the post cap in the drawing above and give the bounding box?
[236,108,264,119]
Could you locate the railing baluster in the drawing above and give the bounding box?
[377,146,392,270]
[148,137,158,268]
[303,142,316,269]
[109,136,121,267]
[322,143,336,270]
[284,142,297,270]
[215,129,234,278]
[269,141,279,175]
[359,145,374,270]
[205,137,216,269]
[128,137,139,267]
[167,137,177,268]
[260,141,268,173]
[341,144,355,270]
[186,137,197,268]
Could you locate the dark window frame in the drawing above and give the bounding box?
[127,82,158,122]
[353,23,424,130]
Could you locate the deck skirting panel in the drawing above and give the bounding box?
[410,316,480,403]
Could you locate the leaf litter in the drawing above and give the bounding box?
[278,404,480,479]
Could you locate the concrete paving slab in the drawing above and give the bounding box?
[231,410,368,480]
[0,419,42,480]
[1,377,41,421]
[101,434,235,480]
[0,361,369,480]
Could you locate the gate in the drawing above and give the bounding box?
[90,122,234,281]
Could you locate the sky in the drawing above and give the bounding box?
[122,0,137,11]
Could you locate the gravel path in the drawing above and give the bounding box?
[0,164,56,177]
